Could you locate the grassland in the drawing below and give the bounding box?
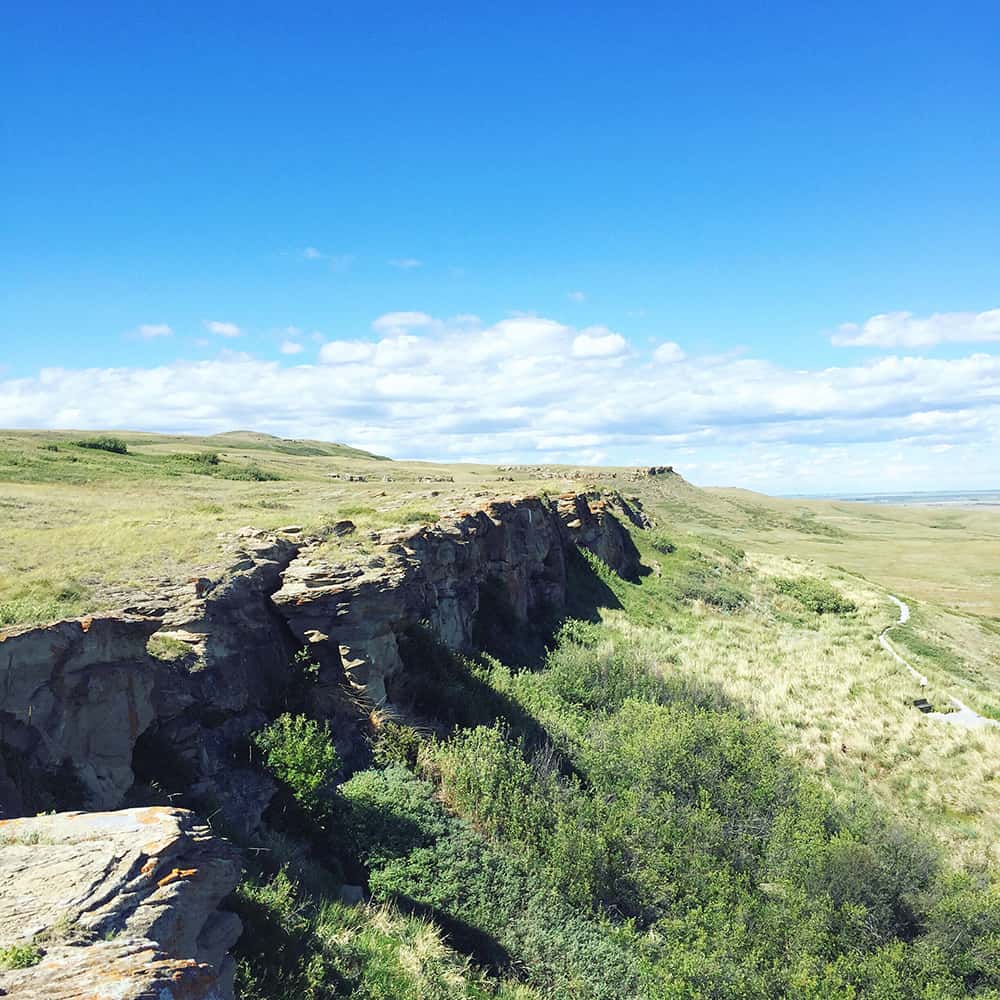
[2,432,998,847]
[4,428,1000,996]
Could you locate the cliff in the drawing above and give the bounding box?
[0,490,644,999]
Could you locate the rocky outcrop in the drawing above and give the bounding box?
[0,491,641,822]
[556,493,644,578]
[273,494,642,706]
[0,534,300,826]
[0,614,161,811]
[0,807,241,1000]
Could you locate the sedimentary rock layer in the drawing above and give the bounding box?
[0,807,241,1000]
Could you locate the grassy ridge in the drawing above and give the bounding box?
[4,428,999,996]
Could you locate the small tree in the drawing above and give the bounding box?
[254,713,340,819]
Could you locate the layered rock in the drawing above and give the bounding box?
[273,494,641,706]
[0,807,241,1000]
[0,614,161,811]
[0,533,300,832]
[1,491,641,822]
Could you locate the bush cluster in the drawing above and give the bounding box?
[73,435,128,454]
[775,576,857,614]
[253,714,340,820]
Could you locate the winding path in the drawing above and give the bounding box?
[881,595,999,730]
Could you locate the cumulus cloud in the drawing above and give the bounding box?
[832,309,1000,348]
[318,340,375,364]
[280,341,304,355]
[653,341,685,363]
[571,326,627,358]
[203,320,242,338]
[7,309,1000,491]
[133,323,172,339]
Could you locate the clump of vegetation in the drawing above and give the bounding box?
[0,943,42,970]
[292,647,320,684]
[223,462,281,481]
[648,530,677,554]
[775,575,857,614]
[73,436,129,454]
[147,633,196,662]
[253,714,340,820]
[0,579,90,628]
[181,451,221,471]
[396,507,436,524]
[233,868,530,1000]
[372,722,424,769]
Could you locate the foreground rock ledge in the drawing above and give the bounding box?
[0,807,241,1000]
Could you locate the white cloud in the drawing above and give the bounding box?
[653,341,685,363]
[134,323,173,339]
[319,340,374,364]
[571,326,627,358]
[8,308,1000,492]
[371,311,436,336]
[280,341,304,355]
[389,258,423,270]
[203,320,242,338]
[567,291,586,302]
[302,247,324,259]
[832,309,1000,348]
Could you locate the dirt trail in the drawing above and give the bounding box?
[881,596,999,730]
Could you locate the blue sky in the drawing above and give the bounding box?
[2,1,999,491]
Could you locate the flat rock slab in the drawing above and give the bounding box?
[0,807,242,1000]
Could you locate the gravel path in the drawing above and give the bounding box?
[881,595,999,730]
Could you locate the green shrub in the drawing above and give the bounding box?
[254,714,340,819]
[372,722,423,769]
[396,507,436,524]
[73,435,128,454]
[553,618,603,648]
[648,530,677,554]
[0,943,42,970]
[775,577,856,614]
[224,462,281,481]
[181,451,221,471]
[340,765,450,868]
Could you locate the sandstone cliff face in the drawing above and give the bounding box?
[0,490,644,999]
[0,614,161,811]
[273,494,642,706]
[1,492,641,827]
[0,807,241,1000]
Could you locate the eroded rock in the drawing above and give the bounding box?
[273,493,641,707]
[0,807,241,1000]
[0,615,160,811]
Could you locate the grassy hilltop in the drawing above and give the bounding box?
[3,428,999,998]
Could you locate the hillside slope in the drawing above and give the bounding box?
[1,430,999,998]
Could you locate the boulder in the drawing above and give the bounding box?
[0,807,242,1000]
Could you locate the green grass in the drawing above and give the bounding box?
[233,869,536,1000]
